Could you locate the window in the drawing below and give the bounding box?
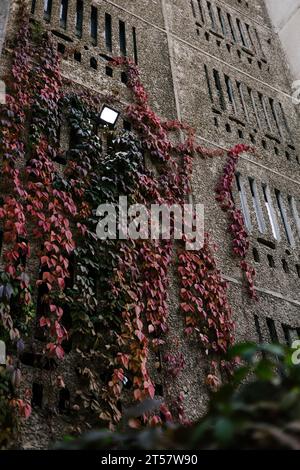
[248,88,261,129]
[245,24,255,50]
[90,57,97,70]
[279,102,292,141]
[267,254,275,268]
[90,6,98,44]
[258,93,272,132]
[254,315,263,343]
[206,2,216,30]
[106,66,113,77]
[74,51,81,62]
[236,174,252,230]
[236,81,249,121]
[282,259,289,274]
[204,65,213,103]
[31,0,36,14]
[60,0,68,29]
[75,0,83,38]
[266,318,279,344]
[282,325,299,346]
[254,28,265,57]
[32,383,43,408]
[225,75,237,114]
[262,184,280,240]
[191,0,196,17]
[119,20,127,56]
[44,0,52,21]
[236,18,248,48]
[197,0,205,23]
[217,7,227,36]
[275,189,295,246]
[269,98,283,140]
[132,27,138,65]
[105,13,112,52]
[249,177,266,233]
[227,13,237,42]
[288,196,300,240]
[253,247,260,263]
[213,69,226,110]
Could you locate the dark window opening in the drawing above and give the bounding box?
[213,69,226,110]
[282,259,289,274]
[206,2,216,30]
[74,51,81,62]
[227,13,237,42]
[106,66,113,77]
[254,315,263,343]
[253,247,260,263]
[44,0,52,21]
[31,0,36,14]
[217,7,227,36]
[60,0,68,29]
[225,74,236,113]
[132,27,138,65]
[58,388,70,413]
[236,18,248,47]
[296,264,300,278]
[282,324,295,346]
[119,20,127,56]
[105,13,112,52]
[90,57,97,69]
[123,120,132,131]
[32,383,43,408]
[204,65,213,103]
[266,318,279,343]
[275,189,292,245]
[69,126,81,149]
[121,72,128,84]
[155,383,164,396]
[91,6,98,44]
[191,0,196,17]
[197,0,205,22]
[57,43,65,54]
[267,254,275,268]
[76,0,83,38]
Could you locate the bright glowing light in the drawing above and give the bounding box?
[100,106,119,126]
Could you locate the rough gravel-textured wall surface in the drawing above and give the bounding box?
[0,0,10,57]
[1,0,300,449]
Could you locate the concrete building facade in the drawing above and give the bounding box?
[1,0,300,448]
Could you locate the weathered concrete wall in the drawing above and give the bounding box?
[1,0,300,448]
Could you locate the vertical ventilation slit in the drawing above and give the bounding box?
[91,6,98,45]
[75,0,83,38]
[105,13,112,52]
[119,20,127,56]
[132,27,138,65]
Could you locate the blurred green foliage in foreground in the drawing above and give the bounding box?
[56,342,300,450]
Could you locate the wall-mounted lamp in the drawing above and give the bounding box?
[99,105,120,127]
